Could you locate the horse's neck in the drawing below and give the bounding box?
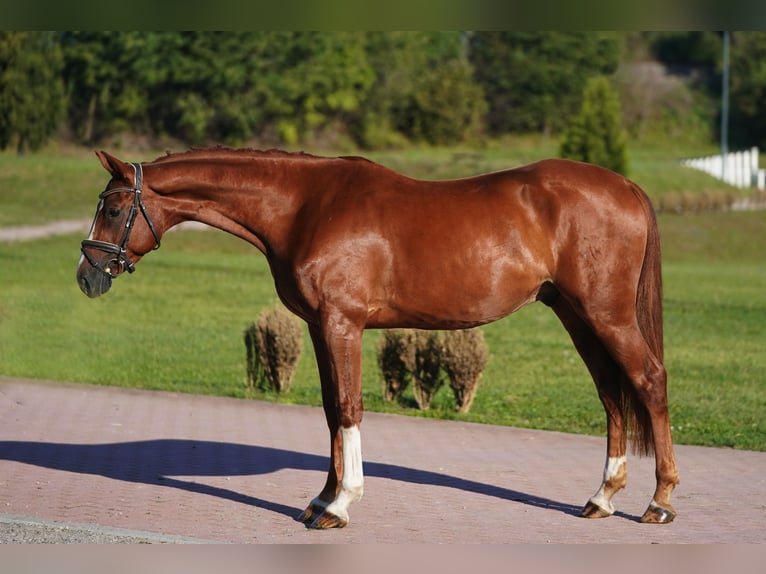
[152,157,309,254]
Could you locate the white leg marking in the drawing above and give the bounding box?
[325,425,364,521]
[589,455,627,514]
[603,455,627,482]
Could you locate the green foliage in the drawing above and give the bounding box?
[729,32,766,148]
[559,76,629,175]
[612,61,716,146]
[63,32,273,146]
[265,32,375,146]
[647,32,722,67]
[401,58,487,145]
[6,31,766,151]
[470,32,620,135]
[358,32,480,148]
[0,32,66,154]
[175,93,215,146]
[60,31,378,148]
[244,306,303,394]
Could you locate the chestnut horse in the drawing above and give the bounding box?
[77,148,679,528]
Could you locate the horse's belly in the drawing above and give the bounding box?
[370,259,545,329]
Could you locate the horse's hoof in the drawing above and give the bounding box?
[297,505,317,524]
[640,501,676,524]
[308,510,348,529]
[580,500,613,519]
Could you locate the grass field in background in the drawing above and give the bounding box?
[0,152,107,226]
[0,144,764,451]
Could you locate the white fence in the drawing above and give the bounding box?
[681,147,766,189]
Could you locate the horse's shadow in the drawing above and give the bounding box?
[0,439,619,522]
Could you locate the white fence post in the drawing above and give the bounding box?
[681,147,763,189]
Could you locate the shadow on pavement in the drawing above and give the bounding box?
[0,439,594,522]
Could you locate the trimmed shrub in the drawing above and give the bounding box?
[378,327,489,413]
[441,328,489,413]
[655,189,743,215]
[411,330,445,410]
[377,329,416,402]
[244,306,303,394]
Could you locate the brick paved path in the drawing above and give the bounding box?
[0,377,763,543]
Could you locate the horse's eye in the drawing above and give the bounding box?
[107,207,122,218]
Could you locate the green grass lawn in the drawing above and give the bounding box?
[1,145,764,451]
[0,151,107,226]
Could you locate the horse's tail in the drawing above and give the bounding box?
[623,184,664,457]
[635,186,664,364]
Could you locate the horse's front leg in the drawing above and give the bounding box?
[298,319,365,529]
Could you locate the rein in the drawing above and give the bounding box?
[81,163,161,277]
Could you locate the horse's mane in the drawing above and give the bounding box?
[151,146,373,166]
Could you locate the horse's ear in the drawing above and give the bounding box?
[95,150,131,179]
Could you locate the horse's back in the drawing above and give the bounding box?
[369,157,647,220]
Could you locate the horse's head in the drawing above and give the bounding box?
[77,151,162,298]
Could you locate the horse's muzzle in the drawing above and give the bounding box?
[77,263,113,298]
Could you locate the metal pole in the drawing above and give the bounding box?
[721,31,730,182]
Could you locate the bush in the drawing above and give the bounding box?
[612,61,714,145]
[377,329,416,402]
[411,331,445,410]
[441,329,489,413]
[654,189,740,214]
[377,327,489,412]
[244,306,303,394]
[402,58,488,146]
[559,75,629,176]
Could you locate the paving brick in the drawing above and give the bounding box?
[1,377,764,543]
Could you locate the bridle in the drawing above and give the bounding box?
[81,163,161,277]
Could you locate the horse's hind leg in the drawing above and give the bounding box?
[548,294,629,518]
[581,314,679,523]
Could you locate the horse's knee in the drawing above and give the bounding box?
[632,359,668,409]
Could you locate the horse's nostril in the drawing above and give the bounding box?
[78,268,111,298]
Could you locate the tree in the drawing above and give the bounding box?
[61,31,152,144]
[0,32,66,154]
[359,32,485,147]
[469,32,620,135]
[266,32,375,145]
[559,76,629,176]
[60,31,376,148]
[729,31,766,148]
[647,32,721,67]
[142,32,276,146]
[398,58,487,145]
